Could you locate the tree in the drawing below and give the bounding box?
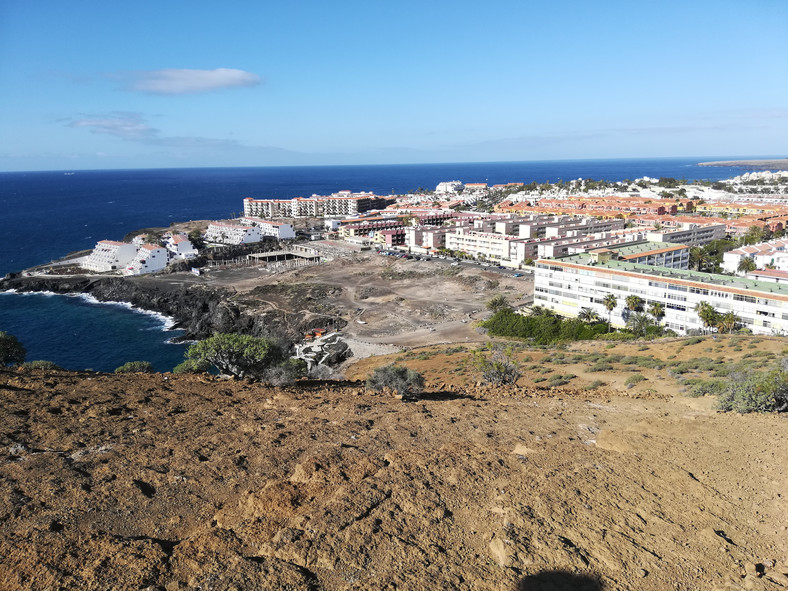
[366,364,425,401]
[689,247,708,271]
[486,294,511,313]
[716,311,740,334]
[470,344,521,386]
[186,333,284,379]
[626,312,654,337]
[625,295,644,312]
[695,302,720,333]
[0,331,26,366]
[737,257,756,274]
[647,301,665,325]
[602,294,617,332]
[577,307,601,323]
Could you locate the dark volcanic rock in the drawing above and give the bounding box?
[1,275,284,343]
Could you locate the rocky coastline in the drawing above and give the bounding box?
[0,274,339,346]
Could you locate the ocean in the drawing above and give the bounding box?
[0,158,751,371]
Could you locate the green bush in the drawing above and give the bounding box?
[115,361,154,374]
[366,364,425,401]
[687,379,726,398]
[624,374,646,388]
[585,380,606,391]
[716,369,788,413]
[173,359,211,374]
[23,360,61,370]
[588,362,613,372]
[470,344,522,385]
[21,360,62,370]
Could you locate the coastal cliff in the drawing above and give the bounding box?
[0,274,337,344]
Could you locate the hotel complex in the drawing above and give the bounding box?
[534,248,788,335]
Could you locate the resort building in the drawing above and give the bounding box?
[204,222,262,245]
[435,181,463,194]
[445,228,531,265]
[646,224,727,247]
[82,240,138,273]
[239,217,296,239]
[722,239,788,274]
[164,233,198,260]
[123,244,169,276]
[534,250,788,335]
[243,193,393,218]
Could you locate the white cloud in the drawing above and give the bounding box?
[127,68,262,95]
[68,112,158,139]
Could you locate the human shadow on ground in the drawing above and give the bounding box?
[517,569,603,590]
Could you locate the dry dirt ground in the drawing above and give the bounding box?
[160,248,531,350]
[1,364,786,590]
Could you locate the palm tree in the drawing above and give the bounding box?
[716,311,740,334]
[689,246,709,272]
[695,301,720,333]
[625,295,644,312]
[737,257,757,274]
[647,301,665,325]
[626,312,654,337]
[602,294,617,332]
[578,307,601,323]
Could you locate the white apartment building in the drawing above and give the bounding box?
[534,251,788,335]
[82,240,138,273]
[243,193,390,218]
[204,222,262,245]
[435,181,463,194]
[124,244,169,276]
[646,224,726,247]
[445,228,529,265]
[165,233,198,260]
[722,239,788,274]
[240,217,296,239]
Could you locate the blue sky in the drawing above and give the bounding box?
[1,0,786,171]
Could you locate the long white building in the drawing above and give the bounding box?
[534,249,788,335]
[124,244,169,276]
[204,222,262,245]
[243,193,392,218]
[82,240,138,273]
[240,217,296,239]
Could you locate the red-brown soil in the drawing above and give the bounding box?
[1,366,786,590]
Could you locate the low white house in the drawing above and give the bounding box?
[82,240,137,273]
[204,222,262,245]
[165,233,198,260]
[240,217,296,239]
[124,244,169,276]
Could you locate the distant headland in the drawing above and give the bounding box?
[698,158,788,168]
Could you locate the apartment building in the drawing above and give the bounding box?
[646,224,726,247]
[123,244,169,276]
[204,222,262,245]
[722,239,788,274]
[534,251,788,335]
[82,240,138,273]
[239,217,296,239]
[243,193,393,218]
[164,233,198,260]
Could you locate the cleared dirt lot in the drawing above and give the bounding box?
[168,246,533,350]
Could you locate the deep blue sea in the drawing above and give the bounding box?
[0,159,755,371]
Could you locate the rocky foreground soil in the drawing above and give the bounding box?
[1,369,787,590]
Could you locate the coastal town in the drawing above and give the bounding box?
[64,169,788,338]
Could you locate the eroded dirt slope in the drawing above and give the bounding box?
[1,369,786,590]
